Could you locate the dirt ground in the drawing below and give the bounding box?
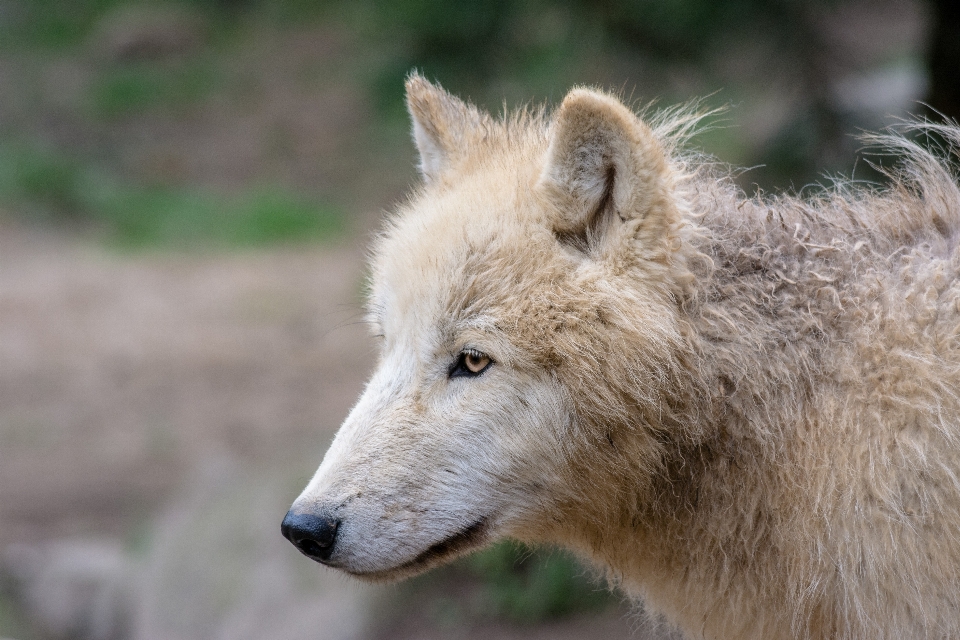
[0,219,372,544]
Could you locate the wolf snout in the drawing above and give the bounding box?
[281,510,340,562]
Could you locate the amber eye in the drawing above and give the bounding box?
[464,351,490,373]
[450,349,493,378]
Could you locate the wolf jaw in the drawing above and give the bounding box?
[339,516,491,582]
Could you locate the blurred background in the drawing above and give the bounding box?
[0,1,956,639]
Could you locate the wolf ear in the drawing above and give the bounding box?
[405,74,488,183]
[538,89,675,253]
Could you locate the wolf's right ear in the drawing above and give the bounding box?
[538,89,676,255]
[405,74,488,183]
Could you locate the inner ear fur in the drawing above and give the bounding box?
[405,73,490,183]
[537,89,676,252]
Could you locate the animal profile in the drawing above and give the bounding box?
[284,74,960,639]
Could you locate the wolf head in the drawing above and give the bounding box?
[283,75,694,580]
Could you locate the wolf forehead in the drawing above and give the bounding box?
[369,167,574,336]
[369,227,562,367]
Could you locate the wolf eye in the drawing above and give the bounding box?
[450,349,492,378]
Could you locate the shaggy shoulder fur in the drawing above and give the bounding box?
[578,109,960,636]
[640,120,960,638]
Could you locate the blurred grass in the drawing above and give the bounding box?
[0,0,324,52]
[0,590,29,640]
[89,58,219,119]
[464,542,611,622]
[0,0,122,50]
[383,541,614,631]
[93,187,344,249]
[0,144,344,248]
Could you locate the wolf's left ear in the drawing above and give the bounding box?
[538,89,676,253]
[406,73,489,183]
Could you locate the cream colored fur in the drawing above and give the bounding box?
[291,75,960,639]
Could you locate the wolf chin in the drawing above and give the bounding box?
[283,74,960,639]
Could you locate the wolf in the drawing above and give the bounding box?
[283,74,960,639]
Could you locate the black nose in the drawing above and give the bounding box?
[281,510,340,562]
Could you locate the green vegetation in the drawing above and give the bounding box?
[0,1,355,250]
[90,58,219,119]
[92,186,344,249]
[0,144,343,248]
[464,542,611,622]
[0,590,29,640]
[387,541,615,630]
[0,145,89,218]
[0,0,123,50]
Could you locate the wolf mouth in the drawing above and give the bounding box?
[410,516,489,565]
[349,516,490,580]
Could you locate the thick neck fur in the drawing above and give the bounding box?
[569,146,960,638]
